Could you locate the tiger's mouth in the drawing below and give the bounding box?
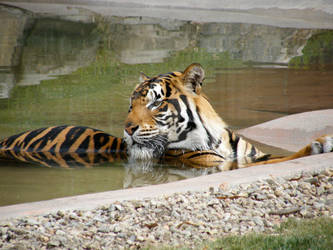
[124,133,168,160]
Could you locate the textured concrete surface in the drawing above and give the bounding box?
[3,0,333,14]
[238,109,333,152]
[1,0,333,29]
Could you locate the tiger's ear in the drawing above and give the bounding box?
[183,63,205,94]
[139,72,150,83]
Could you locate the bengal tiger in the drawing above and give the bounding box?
[0,125,225,168]
[0,63,332,168]
[123,63,333,166]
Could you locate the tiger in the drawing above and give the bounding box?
[124,63,333,167]
[0,125,225,168]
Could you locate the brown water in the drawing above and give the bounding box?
[207,68,333,129]
[0,3,333,206]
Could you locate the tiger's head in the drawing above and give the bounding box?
[124,63,227,160]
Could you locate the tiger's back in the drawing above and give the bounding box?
[0,125,126,167]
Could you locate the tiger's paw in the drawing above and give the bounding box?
[311,135,333,155]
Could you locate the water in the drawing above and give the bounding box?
[0,3,333,205]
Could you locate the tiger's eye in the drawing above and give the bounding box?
[147,100,163,110]
[153,100,162,106]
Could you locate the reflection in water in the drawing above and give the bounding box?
[104,17,195,64]
[0,5,32,98]
[0,71,15,99]
[0,4,99,98]
[0,157,223,206]
[0,4,329,98]
[123,160,221,189]
[18,18,99,86]
[0,5,33,68]
[0,3,333,205]
[199,23,314,63]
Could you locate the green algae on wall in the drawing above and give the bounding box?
[289,31,333,69]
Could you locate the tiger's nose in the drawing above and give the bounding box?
[125,123,139,136]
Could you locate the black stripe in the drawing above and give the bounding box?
[20,128,48,149]
[158,104,168,112]
[249,145,257,157]
[59,127,86,153]
[252,154,271,162]
[1,127,47,151]
[119,140,126,151]
[33,126,68,152]
[155,119,167,126]
[197,107,214,147]
[35,152,59,167]
[93,153,108,164]
[165,82,172,97]
[109,138,119,153]
[163,152,184,158]
[62,153,85,166]
[180,95,196,132]
[50,144,57,153]
[77,135,90,153]
[159,72,174,78]
[3,150,16,159]
[187,151,225,160]
[226,128,239,158]
[0,133,23,148]
[180,95,193,120]
[93,132,112,152]
[166,99,182,115]
[166,95,197,143]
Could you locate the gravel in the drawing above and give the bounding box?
[0,167,332,249]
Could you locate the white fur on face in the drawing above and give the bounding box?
[124,129,167,160]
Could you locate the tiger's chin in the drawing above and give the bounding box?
[126,143,166,161]
[124,133,168,161]
[127,145,156,160]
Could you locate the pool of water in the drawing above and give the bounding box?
[0,2,333,205]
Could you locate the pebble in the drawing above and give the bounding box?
[0,167,332,249]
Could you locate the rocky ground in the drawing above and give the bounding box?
[0,167,332,249]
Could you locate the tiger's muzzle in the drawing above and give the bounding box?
[124,127,168,160]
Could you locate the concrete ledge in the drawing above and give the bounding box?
[2,1,333,29]
[239,109,333,152]
[1,152,332,220]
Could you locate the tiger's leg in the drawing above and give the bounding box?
[249,135,333,166]
[161,128,272,168]
[220,128,271,162]
[162,149,225,168]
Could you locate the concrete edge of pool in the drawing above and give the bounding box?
[0,152,332,221]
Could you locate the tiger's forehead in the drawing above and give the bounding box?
[131,71,182,100]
